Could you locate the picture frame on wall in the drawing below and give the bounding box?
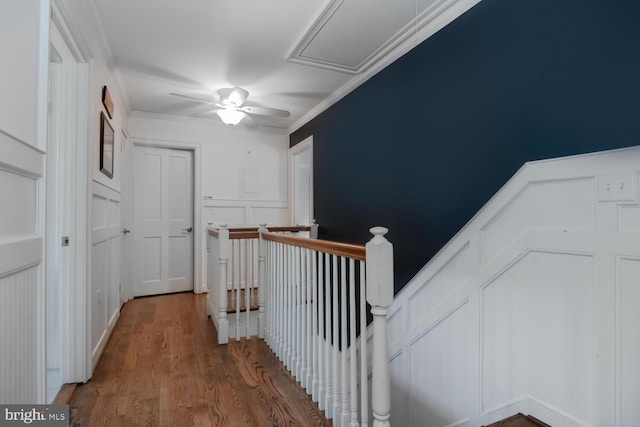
[100,112,114,178]
[102,85,114,119]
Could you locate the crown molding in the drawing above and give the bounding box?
[288,0,482,134]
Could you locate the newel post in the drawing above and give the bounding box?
[206,224,213,317]
[258,223,268,339]
[366,226,393,427]
[217,225,230,344]
[310,219,319,239]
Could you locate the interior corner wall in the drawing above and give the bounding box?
[290,0,640,292]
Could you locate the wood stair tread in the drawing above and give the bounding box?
[226,288,259,313]
[484,413,551,427]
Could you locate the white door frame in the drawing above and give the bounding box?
[288,136,314,225]
[131,138,204,293]
[49,7,92,384]
[119,127,133,304]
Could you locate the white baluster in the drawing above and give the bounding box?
[332,254,341,423]
[349,258,359,427]
[235,239,241,341]
[305,248,313,394]
[360,260,369,427]
[283,244,289,367]
[317,251,326,411]
[293,245,299,373]
[300,247,307,388]
[264,239,271,346]
[341,256,349,427]
[275,242,283,358]
[258,226,267,340]
[325,252,333,418]
[279,242,285,361]
[297,246,303,379]
[217,225,229,344]
[366,227,393,427]
[312,249,319,401]
[246,239,251,338]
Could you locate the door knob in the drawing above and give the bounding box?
[183,227,193,233]
[122,228,131,234]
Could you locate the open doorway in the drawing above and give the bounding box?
[289,136,313,230]
[46,39,64,404]
[46,17,91,399]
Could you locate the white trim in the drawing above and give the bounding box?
[35,0,50,404]
[287,0,463,75]
[0,237,43,279]
[288,136,314,225]
[131,139,204,293]
[0,130,44,179]
[48,13,92,384]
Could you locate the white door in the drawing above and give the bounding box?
[133,146,194,296]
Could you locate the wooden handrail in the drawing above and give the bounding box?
[228,231,259,240]
[262,232,366,261]
[208,225,312,239]
[227,226,312,233]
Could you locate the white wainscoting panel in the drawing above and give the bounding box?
[385,146,640,427]
[618,257,640,427]
[480,178,595,266]
[409,299,474,427]
[619,204,640,232]
[91,181,121,368]
[482,251,594,424]
[202,199,288,227]
[0,267,39,403]
[0,169,36,236]
[0,130,45,403]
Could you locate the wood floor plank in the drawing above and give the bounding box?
[70,293,331,426]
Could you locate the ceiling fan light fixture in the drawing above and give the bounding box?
[217,107,244,125]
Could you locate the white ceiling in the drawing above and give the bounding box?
[92,0,478,131]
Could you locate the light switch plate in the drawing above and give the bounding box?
[597,171,636,202]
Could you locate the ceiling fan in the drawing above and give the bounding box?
[169,87,290,126]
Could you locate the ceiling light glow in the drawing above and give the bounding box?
[217,107,244,125]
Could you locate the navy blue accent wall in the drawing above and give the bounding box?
[290,0,640,293]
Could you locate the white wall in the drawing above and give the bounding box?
[128,112,289,224]
[386,146,640,427]
[128,112,290,292]
[0,0,49,404]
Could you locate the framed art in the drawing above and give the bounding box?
[100,112,114,178]
[102,85,114,119]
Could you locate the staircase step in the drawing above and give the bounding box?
[226,288,259,313]
[483,413,551,427]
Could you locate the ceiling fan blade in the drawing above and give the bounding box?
[241,113,257,129]
[240,105,290,118]
[188,107,221,117]
[169,92,215,105]
[217,87,249,106]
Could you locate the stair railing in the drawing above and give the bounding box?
[206,223,317,344]
[261,226,393,427]
[207,223,393,426]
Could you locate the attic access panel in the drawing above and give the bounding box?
[288,0,448,74]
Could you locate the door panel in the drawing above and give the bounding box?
[134,146,193,296]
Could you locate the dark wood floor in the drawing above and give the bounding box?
[69,292,332,426]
